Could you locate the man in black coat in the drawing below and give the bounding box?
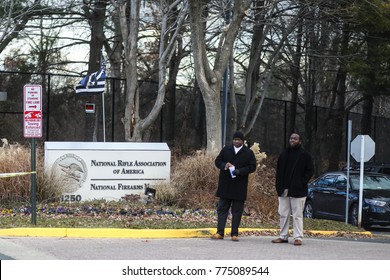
[212,131,257,241]
[272,133,314,246]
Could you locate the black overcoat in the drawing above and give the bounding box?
[215,144,257,201]
[275,145,314,198]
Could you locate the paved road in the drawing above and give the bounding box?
[2,235,389,280]
[1,235,390,260]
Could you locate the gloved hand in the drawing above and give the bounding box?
[232,169,240,176]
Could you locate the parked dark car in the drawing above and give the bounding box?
[304,171,390,229]
[342,162,390,175]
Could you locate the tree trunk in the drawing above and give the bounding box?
[114,0,140,141]
[288,17,303,136]
[328,26,350,171]
[328,70,347,171]
[82,0,108,142]
[114,0,187,142]
[189,0,251,153]
[163,49,180,146]
[104,13,125,141]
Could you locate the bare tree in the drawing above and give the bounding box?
[238,1,301,138]
[189,0,251,153]
[80,0,109,142]
[110,0,140,140]
[111,0,188,141]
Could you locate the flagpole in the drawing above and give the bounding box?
[102,88,106,142]
[100,50,106,142]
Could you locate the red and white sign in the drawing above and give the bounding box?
[24,85,42,138]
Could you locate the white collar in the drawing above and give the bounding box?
[234,145,243,154]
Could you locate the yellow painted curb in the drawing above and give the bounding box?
[240,228,372,237]
[0,228,215,238]
[66,228,215,238]
[240,228,279,233]
[307,230,372,236]
[0,228,67,237]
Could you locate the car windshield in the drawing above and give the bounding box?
[350,174,390,190]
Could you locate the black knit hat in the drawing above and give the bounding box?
[233,131,244,141]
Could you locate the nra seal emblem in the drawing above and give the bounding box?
[52,153,87,193]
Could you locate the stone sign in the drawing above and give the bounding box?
[44,142,171,201]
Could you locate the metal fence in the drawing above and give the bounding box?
[1,70,390,168]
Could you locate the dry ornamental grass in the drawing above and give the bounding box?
[0,140,63,204]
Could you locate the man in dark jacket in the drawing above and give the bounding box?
[212,131,257,241]
[272,133,314,246]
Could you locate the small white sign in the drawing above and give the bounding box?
[0,91,7,101]
[24,117,42,138]
[24,85,42,111]
[351,135,375,162]
[44,142,171,202]
[24,85,42,138]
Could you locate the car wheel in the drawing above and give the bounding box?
[304,200,314,219]
[349,204,359,226]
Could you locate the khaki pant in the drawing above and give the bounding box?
[278,189,306,241]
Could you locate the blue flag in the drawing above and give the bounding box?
[75,56,106,95]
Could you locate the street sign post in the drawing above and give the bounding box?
[23,84,42,226]
[350,135,376,228]
[345,120,352,224]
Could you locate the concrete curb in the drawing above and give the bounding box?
[0,227,372,238]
